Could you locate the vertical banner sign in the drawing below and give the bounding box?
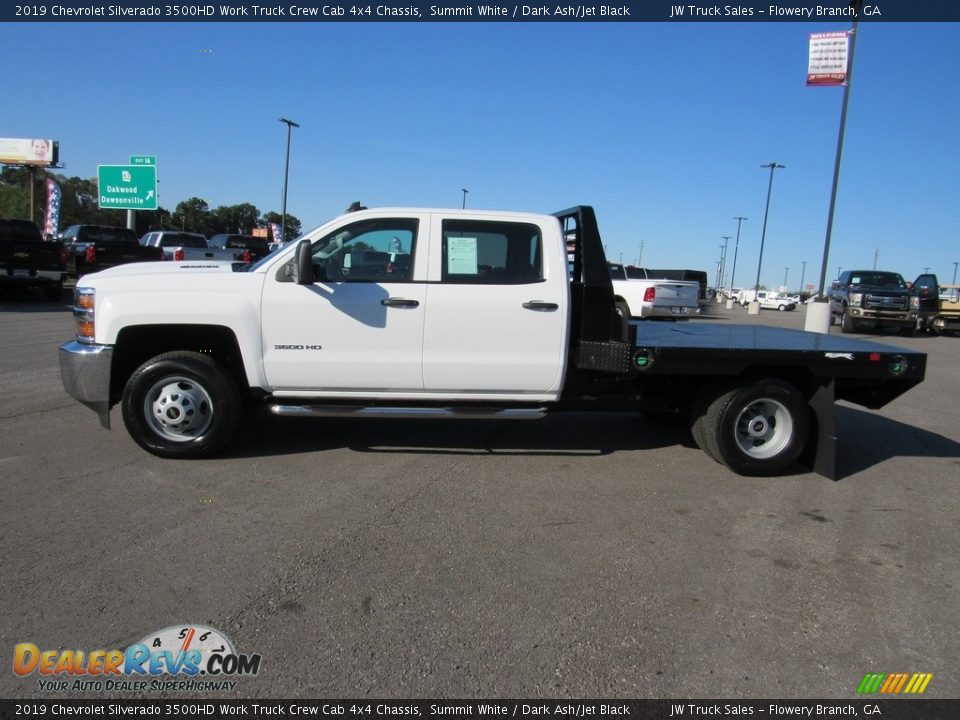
[44,177,62,239]
[269,222,283,243]
[807,32,850,86]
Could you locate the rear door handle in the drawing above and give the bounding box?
[381,298,420,308]
[522,301,559,311]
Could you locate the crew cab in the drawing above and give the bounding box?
[60,205,926,479]
[1,218,67,301]
[608,263,701,320]
[139,231,239,262]
[60,224,164,278]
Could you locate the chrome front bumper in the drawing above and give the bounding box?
[59,340,113,429]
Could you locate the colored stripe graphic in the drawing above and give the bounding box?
[857,672,932,694]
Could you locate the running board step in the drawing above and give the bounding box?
[269,405,547,420]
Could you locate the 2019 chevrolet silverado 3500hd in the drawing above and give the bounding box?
[60,205,926,478]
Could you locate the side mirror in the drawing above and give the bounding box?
[294,239,313,285]
[831,280,840,289]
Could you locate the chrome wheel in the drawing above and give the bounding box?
[733,397,794,460]
[143,375,214,442]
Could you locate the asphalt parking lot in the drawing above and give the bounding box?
[1,294,958,699]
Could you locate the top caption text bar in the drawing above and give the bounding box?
[5,2,960,24]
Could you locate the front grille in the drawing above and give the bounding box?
[864,293,907,311]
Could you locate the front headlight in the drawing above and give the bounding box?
[848,293,863,307]
[74,287,95,342]
[909,296,920,310]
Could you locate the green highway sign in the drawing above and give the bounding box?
[98,165,157,210]
[129,155,156,165]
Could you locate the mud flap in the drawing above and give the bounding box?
[801,378,837,480]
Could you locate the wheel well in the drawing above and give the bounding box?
[110,325,248,402]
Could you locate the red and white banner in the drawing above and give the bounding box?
[807,31,850,86]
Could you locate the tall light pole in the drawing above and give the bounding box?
[783,267,790,292]
[461,188,469,209]
[638,239,645,267]
[799,260,807,296]
[752,162,785,307]
[730,216,747,292]
[814,2,862,300]
[278,117,299,243]
[719,236,731,298]
[953,261,958,284]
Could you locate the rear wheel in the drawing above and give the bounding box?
[121,351,240,459]
[615,301,631,320]
[778,304,786,312]
[701,379,809,476]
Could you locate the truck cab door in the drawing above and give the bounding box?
[421,215,568,397]
[260,215,427,394]
[912,273,939,314]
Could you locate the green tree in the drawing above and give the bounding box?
[262,211,302,242]
[171,197,216,235]
[212,203,261,234]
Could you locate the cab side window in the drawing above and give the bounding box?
[441,220,542,284]
[310,219,417,283]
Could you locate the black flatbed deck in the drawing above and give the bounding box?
[633,321,925,389]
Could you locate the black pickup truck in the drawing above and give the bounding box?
[0,218,67,301]
[828,269,935,335]
[61,224,164,278]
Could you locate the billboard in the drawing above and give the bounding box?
[807,32,850,86]
[0,137,59,166]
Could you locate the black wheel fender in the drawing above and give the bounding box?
[121,351,240,459]
[701,378,810,476]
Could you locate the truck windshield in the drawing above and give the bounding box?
[849,272,906,288]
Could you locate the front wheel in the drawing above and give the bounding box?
[121,351,240,458]
[701,379,809,476]
[840,309,856,333]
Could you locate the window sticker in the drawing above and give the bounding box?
[447,237,478,275]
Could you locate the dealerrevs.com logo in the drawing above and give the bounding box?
[13,624,261,693]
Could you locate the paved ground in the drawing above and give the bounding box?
[1,294,958,699]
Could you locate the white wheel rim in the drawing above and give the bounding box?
[143,375,214,442]
[734,398,793,459]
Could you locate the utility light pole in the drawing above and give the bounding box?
[730,216,747,294]
[752,162,785,310]
[461,188,469,209]
[278,117,299,243]
[719,236,731,298]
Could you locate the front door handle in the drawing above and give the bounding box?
[522,301,559,311]
[381,298,420,308]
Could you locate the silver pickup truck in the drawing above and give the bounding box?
[139,231,241,262]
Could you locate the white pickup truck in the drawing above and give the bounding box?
[139,230,245,263]
[60,204,927,478]
[607,263,700,320]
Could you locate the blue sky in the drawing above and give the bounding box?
[3,21,959,291]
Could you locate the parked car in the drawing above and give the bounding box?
[208,234,272,263]
[60,224,164,278]
[140,231,238,262]
[756,291,796,311]
[0,218,66,300]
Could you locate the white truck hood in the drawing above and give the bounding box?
[77,260,240,282]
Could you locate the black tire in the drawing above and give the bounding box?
[121,351,240,459]
[840,309,856,333]
[778,304,786,312]
[615,301,631,320]
[900,325,915,337]
[701,378,809,476]
[44,283,63,302]
[689,387,720,463]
